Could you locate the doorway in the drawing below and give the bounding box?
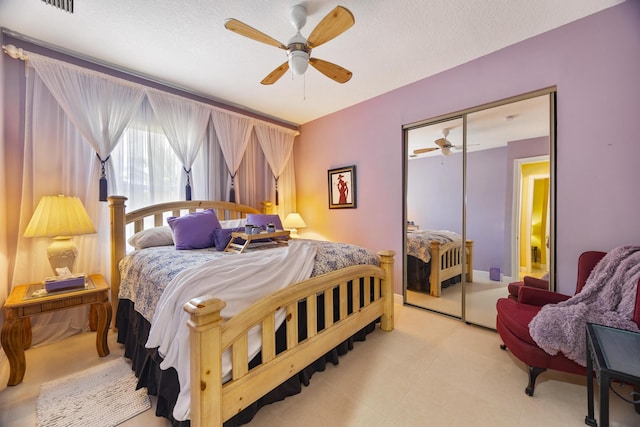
[514,157,550,281]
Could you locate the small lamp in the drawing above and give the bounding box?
[23,195,96,274]
[283,212,307,238]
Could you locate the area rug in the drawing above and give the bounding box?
[36,358,151,427]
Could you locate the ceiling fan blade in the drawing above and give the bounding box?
[434,138,448,148]
[261,62,289,85]
[309,58,352,83]
[307,6,355,48]
[413,147,440,155]
[224,18,286,49]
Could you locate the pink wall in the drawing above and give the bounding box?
[295,1,640,294]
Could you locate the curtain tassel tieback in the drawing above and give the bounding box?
[229,172,237,203]
[184,167,192,201]
[97,153,110,202]
[274,175,280,206]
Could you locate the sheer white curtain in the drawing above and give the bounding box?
[255,123,298,217]
[26,53,145,201]
[11,65,108,346]
[146,90,210,200]
[237,131,271,209]
[201,121,229,201]
[210,109,254,203]
[110,98,183,212]
[279,156,297,217]
[0,51,299,362]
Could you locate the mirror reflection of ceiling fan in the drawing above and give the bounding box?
[413,129,462,156]
[224,4,354,85]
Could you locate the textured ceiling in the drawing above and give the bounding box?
[0,0,625,125]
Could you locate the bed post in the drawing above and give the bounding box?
[184,296,226,427]
[430,241,442,297]
[108,196,127,329]
[378,250,395,331]
[465,240,474,282]
[260,201,273,214]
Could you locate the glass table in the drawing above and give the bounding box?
[585,322,640,427]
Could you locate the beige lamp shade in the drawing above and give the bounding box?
[24,195,96,274]
[283,212,307,238]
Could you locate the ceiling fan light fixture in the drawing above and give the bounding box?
[288,50,309,75]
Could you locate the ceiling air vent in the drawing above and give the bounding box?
[41,0,74,14]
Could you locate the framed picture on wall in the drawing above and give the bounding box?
[328,165,357,209]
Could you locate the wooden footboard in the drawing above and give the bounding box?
[429,239,473,297]
[185,251,394,426]
[108,196,395,426]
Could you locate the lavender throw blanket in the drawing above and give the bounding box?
[529,246,640,366]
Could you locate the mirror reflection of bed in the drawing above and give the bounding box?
[404,91,554,329]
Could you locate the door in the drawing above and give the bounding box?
[463,94,553,328]
[405,117,464,318]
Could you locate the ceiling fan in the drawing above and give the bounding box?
[224,4,354,85]
[413,129,462,156]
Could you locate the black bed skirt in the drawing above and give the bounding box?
[116,296,377,426]
[406,255,461,293]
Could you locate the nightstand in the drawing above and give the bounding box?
[1,274,111,386]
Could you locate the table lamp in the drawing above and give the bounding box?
[283,212,307,238]
[23,195,96,274]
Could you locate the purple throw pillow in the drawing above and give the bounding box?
[245,214,283,231]
[213,227,245,251]
[167,209,221,250]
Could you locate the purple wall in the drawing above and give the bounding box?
[407,155,463,234]
[295,2,640,294]
[467,147,507,274]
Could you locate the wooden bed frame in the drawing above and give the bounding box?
[428,239,474,297]
[108,196,395,427]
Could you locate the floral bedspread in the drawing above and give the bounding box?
[119,239,379,322]
[406,229,461,264]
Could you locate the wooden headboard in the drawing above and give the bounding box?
[107,196,262,327]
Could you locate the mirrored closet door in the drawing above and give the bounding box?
[405,117,464,318]
[403,90,556,328]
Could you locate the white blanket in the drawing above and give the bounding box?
[146,240,317,421]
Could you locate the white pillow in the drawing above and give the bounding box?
[219,218,247,229]
[127,226,174,249]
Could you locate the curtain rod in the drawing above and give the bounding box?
[1,28,300,131]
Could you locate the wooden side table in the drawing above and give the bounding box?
[224,230,290,253]
[1,274,111,386]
